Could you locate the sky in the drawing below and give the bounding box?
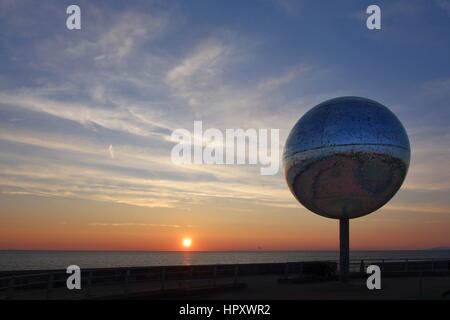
[0,0,450,251]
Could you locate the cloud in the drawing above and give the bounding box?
[165,37,315,130]
[385,203,450,215]
[0,123,293,209]
[88,222,191,228]
[62,10,168,62]
[0,91,172,138]
[167,39,226,85]
[434,0,450,16]
[272,0,304,16]
[0,1,449,224]
[108,144,114,159]
[351,1,422,21]
[421,78,450,98]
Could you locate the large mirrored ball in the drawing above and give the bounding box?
[283,97,410,219]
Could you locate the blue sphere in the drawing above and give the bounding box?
[283,97,410,219]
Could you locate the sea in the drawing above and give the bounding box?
[1,250,450,271]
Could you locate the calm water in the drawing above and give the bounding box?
[1,250,450,271]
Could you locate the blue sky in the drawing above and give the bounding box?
[0,0,450,250]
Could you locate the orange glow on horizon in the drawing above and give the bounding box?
[1,194,449,252]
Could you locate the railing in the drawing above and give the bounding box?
[348,257,450,274]
[0,264,245,300]
[0,258,449,300]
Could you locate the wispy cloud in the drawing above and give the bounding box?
[167,38,227,87]
[0,92,170,138]
[385,203,450,215]
[108,144,114,159]
[421,78,450,98]
[434,0,450,16]
[88,222,192,228]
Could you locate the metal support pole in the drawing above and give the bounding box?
[339,218,349,283]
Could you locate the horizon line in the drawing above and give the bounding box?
[1,248,449,253]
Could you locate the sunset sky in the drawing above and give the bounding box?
[1,0,450,251]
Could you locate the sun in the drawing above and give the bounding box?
[182,237,192,249]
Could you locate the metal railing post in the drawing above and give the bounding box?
[212,265,217,287]
[46,273,54,299]
[360,260,365,275]
[124,270,130,294]
[160,267,166,291]
[85,271,92,298]
[418,272,423,298]
[186,266,193,290]
[6,277,15,299]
